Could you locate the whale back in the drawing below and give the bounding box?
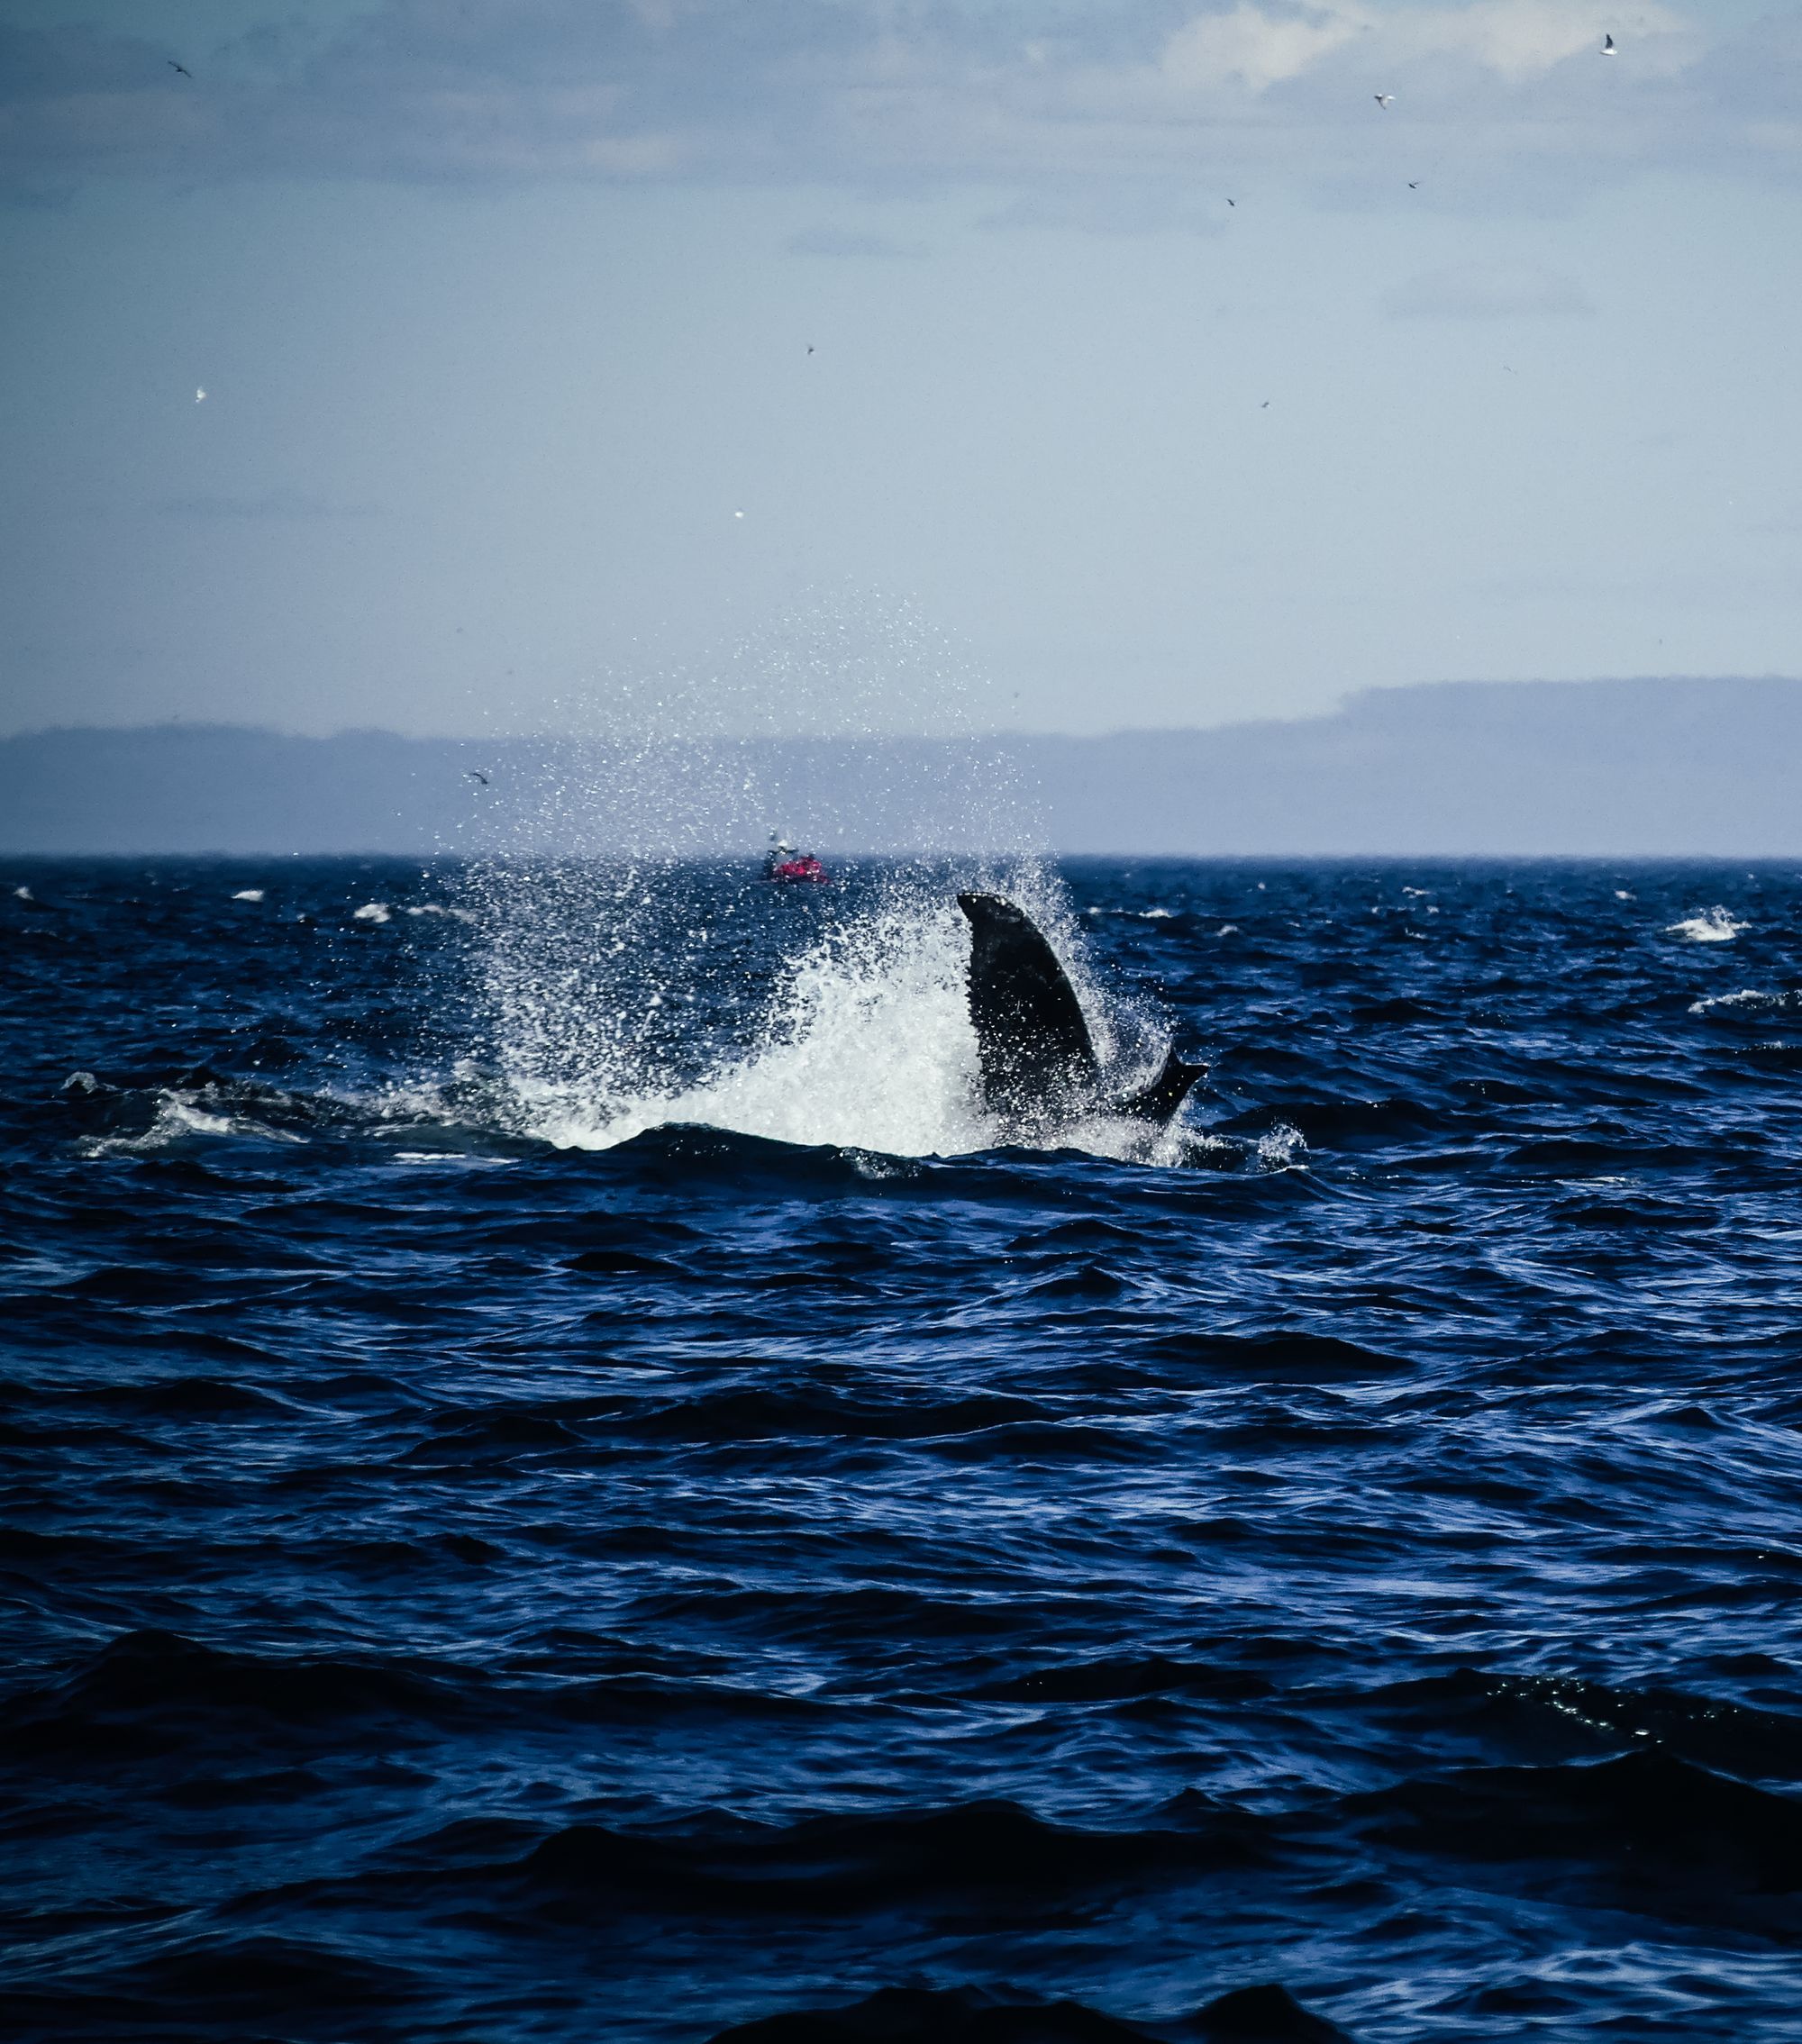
[957,893,1100,1121]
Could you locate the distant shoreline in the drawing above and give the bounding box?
[6,676,1801,858]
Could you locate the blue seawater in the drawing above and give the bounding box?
[4,857,1802,2042]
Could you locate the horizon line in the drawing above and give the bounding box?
[7,672,1802,749]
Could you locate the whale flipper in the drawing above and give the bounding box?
[956,892,1203,1129]
[1113,1045,1206,1122]
[957,892,1100,1121]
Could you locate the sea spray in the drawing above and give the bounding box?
[453,590,1183,1159]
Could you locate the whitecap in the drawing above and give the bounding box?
[392,1150,509,1167]
[1217,923,1240,937]
[13,886,32,901]
[1688,987,1792,1016]
[231,888,265,903]
[81,1093,308,1157]
[1256,1121,1308,1172]
[1667,906,1745,943]
[352,903,392,924]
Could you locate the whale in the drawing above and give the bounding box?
[956,892,1203,1129]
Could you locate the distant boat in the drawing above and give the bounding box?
[763,833,828,885]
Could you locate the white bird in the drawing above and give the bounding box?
[1602,32,1615,54]
[733,509,744,519]
[1374,93,1394,107]
[195,387,206,404]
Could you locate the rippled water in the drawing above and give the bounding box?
[5,857,1802,2042]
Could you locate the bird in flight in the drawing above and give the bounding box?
[195,387,206,404]
[1602,33,1615,55]
[1407,181,1419,190]
[168,59,192,78]
[1374,93,1394,107]
[806,345,815,355]
[1226,197,1236,207]
[733,508,744,519]
[464,770,489,786]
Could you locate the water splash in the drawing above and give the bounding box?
[452,592,1184,1162]
[1257,1121,1309,1172]
[463,859,1186,1161]
[1667,906,1746,943]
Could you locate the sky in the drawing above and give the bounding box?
[2,0,1799,739]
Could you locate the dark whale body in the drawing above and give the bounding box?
[956,893,1203,1128]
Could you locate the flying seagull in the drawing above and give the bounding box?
[464,770,489,786]
[1374,93,1394,107]
[195,387,206,404]
[733,508,744,519]
[1602,33,1615,55]
[168,59,192,77]
[1407,181,1419,190]
[806,344,815,354]
[1226,197,1236,207]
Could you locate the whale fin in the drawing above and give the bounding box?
[957,892,1201,1128]
[1111,1047,1205,1122]
[957,892,1099,1119]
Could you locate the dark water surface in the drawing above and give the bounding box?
[5,858,1802,2041]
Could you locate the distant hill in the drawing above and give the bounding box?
[3,677,1798,857]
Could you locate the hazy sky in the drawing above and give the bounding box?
[3,0,1799,737]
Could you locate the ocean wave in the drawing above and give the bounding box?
[513,1796,1275,1912]
[1668,906,1746,942]
[1,1630,484,1754]
[1142,1331,1409,1383]
[1352,1667,1802,1781]
[1351,1749,1802,1909]
[14,858,1802,2043]
[1689,986,1799,1016]
[706,1981,1352,2043]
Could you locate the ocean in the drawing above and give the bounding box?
[4,855,1801,2041]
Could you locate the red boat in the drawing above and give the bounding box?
[764,835,828,884]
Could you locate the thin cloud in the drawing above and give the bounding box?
[1383,260,1595,317]
[785,225,927,259]
[0,3,1785,213]
[152,489,381,522]
[1165,0,1696,93]
[978,185,1227,237]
